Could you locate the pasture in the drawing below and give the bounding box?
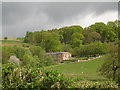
[45,55,108,81]
[0,40,30,47]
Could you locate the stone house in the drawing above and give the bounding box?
[47,52,71,62]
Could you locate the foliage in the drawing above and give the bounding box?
[24,31,62,52]
[2,63,118,89]
[62,44,73,53]
[17,37,24,42]
[4,37,8,40]
[2,46,18,64]
[2,46,55,67]
[2,63,72,89]
[73,42,107,57]
[72,80,118,88]
[99,53,119,81]
[43,32,62,52]
[24,20,118,55]
[24,31,34,43]
[59,25,83,44]
[89,21,117,42]
[83,29,101,44]
[99,43,119,83]
[71,32,84,48]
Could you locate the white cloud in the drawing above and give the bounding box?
[76,11,118,28]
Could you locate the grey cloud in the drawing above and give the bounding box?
[3,2,118,25]
[2,2,118,38]
[36,2,118,23]
[2,2,40,25]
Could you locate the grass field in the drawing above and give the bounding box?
[0,40,30,47]
[44,55,108,81]
[1,40,22,46]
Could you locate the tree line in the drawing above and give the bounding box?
[24,20,119,57]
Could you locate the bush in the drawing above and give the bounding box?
[2,46,17,64]
[4,37,8,40]
[73,42,107,57]
[2,63,119,89]
[72,80,118,88]
[2,63,72,89]
[2,46,55,67]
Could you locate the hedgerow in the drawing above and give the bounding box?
[2,63,72,89]
[2,63,118,89]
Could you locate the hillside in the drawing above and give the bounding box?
[45,55,108,81]
[1,40,31,47]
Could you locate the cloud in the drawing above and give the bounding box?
[2,2,118,38]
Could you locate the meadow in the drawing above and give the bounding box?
[1,40,30,47]
[45,55,108,81]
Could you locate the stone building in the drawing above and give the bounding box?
[47,52,71,62]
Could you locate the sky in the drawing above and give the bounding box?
[1,1,119,38]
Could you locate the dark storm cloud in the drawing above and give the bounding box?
[2,2,118,37]
[0,2,2,26]
[36,2,118,23]
[3,2,117,25]
[2,2,40,25]
[0,2,2,38]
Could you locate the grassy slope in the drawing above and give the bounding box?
[0,40,30,47]
[1,40,22,46]
[45,55,108,81]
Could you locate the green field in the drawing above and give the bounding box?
[0,40,31,47]
[45,55,108,81]
[1,40,22,46]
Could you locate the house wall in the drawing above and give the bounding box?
[62,53,71,60]
[47,52,71,61]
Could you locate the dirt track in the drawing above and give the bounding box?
[77,55,103,62]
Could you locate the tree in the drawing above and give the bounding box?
[83,30,101,44]
[44,32,62,52]
[59,25,83,44]
[24,31,35,43]
[89,22,117,42]
[4,37,8,40]
[62,44,73,53]
[78,42,106,57]
[107,21,118,38]
[99,43,120,82]
[99,53,119,81]
[71,33,84,48]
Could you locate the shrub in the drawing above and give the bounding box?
[4,37,8,40]
[2,46,55,67]
[2,63,72,89]
[72,80,118,88]
[73,42,107,57]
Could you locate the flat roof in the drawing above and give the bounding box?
[47,52,70,54]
